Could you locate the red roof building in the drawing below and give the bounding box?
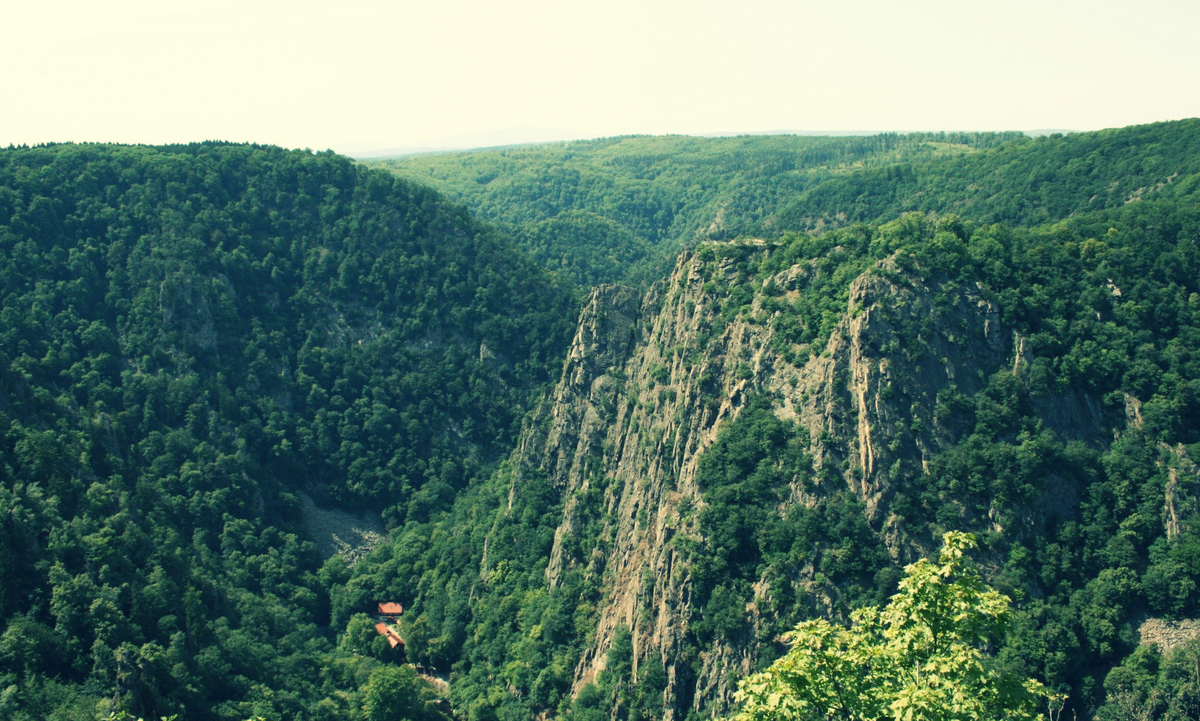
[374,622,405,648]
[378,602,403,617]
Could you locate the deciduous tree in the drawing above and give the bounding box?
[731,532,1056,721]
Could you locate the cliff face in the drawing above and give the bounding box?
[497,242,1107,718]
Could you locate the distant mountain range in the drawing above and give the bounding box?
[333,126,584,158]
[336,127,1078,159]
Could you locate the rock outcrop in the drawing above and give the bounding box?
[497,242,1112,718]
[1139,617,1200,653]
[299,492,387,568]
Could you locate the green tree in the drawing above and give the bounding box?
[731,532,1055,721]
[363,665,450,721]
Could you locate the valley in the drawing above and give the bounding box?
[2,121,1200,721]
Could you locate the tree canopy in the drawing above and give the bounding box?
[369,122,1200,289]
[368,132,1024,287]
[732,532,1055,721]
[0,141,575,720]
[3,121,1200,720]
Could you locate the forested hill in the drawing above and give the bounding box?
[4,121,1200,721]
[367,132,1023,287]
[0,142,576,720]
[774,118,1200,231]
[347,120,1200,721]
[346,200,1200,721]
[369,120,1200,289]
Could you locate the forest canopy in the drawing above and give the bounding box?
[0,142,575,720]
[350,199,1200,721]
[369,121,1200,289]
[732,532,1054,721]
[2,119,1200,721]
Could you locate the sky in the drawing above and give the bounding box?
[2,0,1198,153]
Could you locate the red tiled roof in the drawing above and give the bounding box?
[378,602,403,616]
[374,622,405,648]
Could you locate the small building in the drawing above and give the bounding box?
[378,602,403,619]
[374,622,405,649]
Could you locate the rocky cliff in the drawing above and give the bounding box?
[489,239,1121,718]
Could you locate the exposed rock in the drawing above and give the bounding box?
[497,243,1127,718]
[1139,617,1200,653]
[299,492,387,567]
[1125,393,1145,430]
[768,266,1013,543]
[1163,445,1200,541]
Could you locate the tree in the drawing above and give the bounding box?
[363,665,451,721]
[731,532,1056,721]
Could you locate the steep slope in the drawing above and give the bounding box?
[7,125,1199,721]
[367,203,1200,721]
[367,132,1021,287]
[367,121,1200,294]
[775,118,1200,231]
[0,142,576,720]
[504,239,1041,718]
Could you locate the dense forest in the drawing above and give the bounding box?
[364,121,1200,721]
[360,200,1200,721]
[2,120,1200,721]
[366,132,1026,288]
[0,143,575,720]
[368,122,1199,289]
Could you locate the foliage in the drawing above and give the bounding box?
[1096,639,1200,721]
[755,206,1199,716]
[344,197,1200,720]
[369,122,1200,293]
[362,665,450,721]
[688,398,891,647]
[5,119,1200,721]
[731,532,1055,721]
[774,119,1200,231]
[0,142,572,719]
[368,132,1022,288]
[341,460,590,721]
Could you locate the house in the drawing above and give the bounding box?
[374,622,405,649]
[374,602,405,649]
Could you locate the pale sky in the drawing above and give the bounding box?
[2,0,1198,152]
